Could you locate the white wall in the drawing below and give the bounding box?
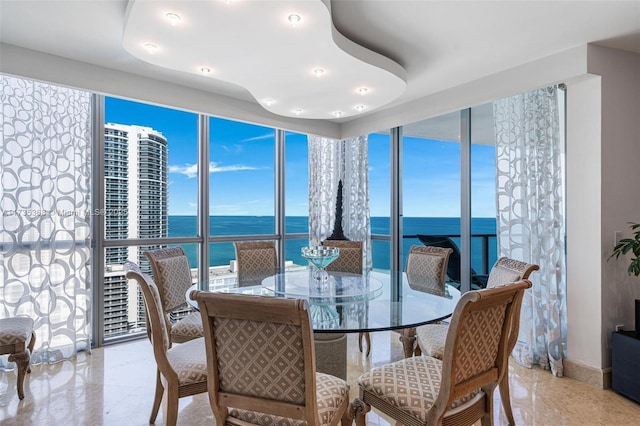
[566,76,603,368]
[587,46,640,367]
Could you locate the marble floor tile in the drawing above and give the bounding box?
[1,331,640,425]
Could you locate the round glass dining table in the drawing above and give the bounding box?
[186,268,460,335]
[186,268,460,378]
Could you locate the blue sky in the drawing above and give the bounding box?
[105,97,496,218]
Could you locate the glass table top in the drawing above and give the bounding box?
[261,270,384,303]
[187,269,460,334]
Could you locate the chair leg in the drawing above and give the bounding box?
[499,374,516,425]
[341,401,355,425]
[414,345,422,356]
[358,332,371,356]
[8,350,30,400]
[27,332,35,374]
[164,378,180,426]
[399,328,416,358]
[150,371,164,424]
[352,398,370,426]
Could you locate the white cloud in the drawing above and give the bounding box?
[169,162,257,178]
[169,164,198,178]
[241,133,274,143]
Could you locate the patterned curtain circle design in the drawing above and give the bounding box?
[1,75,92,366]
[307,135,371,270]
[493,86,566,377]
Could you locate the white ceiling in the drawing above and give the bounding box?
[1,0,639,127]
[122,0,407,119]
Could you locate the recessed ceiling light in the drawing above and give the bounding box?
[200,67,212,74]
[165,12,181,26]
[293,108,304,116]
[357,87,369,95]
[355,104,366,112]
[332,111,344,117]
[313,68,325,78]
[263,98,275,106]
[287,14,302,26]
[144,43,158,54]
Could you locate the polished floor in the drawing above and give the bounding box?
[1,331,640,426]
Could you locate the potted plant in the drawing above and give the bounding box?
[610,222,640,331]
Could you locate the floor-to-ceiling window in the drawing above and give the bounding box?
[101,97,199,342]
[284,130,310,267]
[471,103,498,282]
[207,117,276,278]
[401,112,462,279]
[368,130,391,270]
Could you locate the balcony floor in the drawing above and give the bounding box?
[1,331,640,425]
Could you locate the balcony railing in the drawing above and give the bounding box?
[403,233,496,274]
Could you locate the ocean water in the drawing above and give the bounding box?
[168,216,497,272]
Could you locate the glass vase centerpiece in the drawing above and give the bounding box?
[301,246,340,282]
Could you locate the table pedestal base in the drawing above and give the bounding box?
[314,333,347,380]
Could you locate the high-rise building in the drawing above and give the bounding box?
[103,123,168,337]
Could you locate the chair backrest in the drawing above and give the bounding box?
[323,240,363,274]
[124,261,172,370]
[405,245,452,295]
[486,257,539,289]
[428,280,532,424]
[416,235,463,283]
[192,291,320,424]
[233,241,278,287]
[144,247,193,312]
[486,257,539,353]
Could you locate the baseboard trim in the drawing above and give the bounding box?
[564,359,611,389]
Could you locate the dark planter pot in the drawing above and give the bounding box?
[612,330,640,403]
[636,299,640,335]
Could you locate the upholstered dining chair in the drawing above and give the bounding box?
[415,256,539,425]
[323,239,371,357]
[191,291,353,426]
[416,234,490,289]
[398,245,453,358]
[324,239,363,274]
[125,261,207,426]
[405,245,453,295]
[0,317,35,400]
[354,280,532,426]
[233,241,278,287]
[144,247,203,343]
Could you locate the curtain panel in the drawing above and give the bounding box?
[307,135,371,270]
[493,86,567,377]
[1,75,92,366]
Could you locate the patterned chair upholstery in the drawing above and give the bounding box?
[415,256,539,425]
[324,240,363,274]
[144,247,203,343]
[355,280,533,426]
[125,262,207,426]
[397,245,452,358]
[191,291,353,426]
[0,317,35,400]
[405,245,452,296]
[233,241,278,287]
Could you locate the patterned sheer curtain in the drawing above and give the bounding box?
[308,135,371,270]
[0,75,92,366]
[493,86,567,377]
